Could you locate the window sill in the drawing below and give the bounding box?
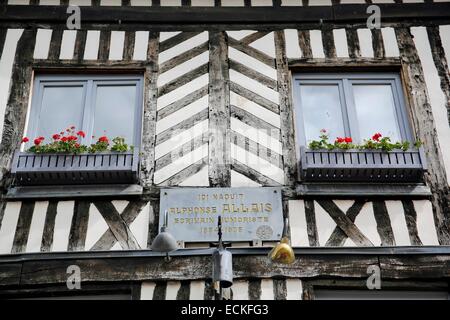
[295,182,431,198]
[5,184,143,200]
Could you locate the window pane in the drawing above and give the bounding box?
[353,84,401,142]
[37,85,85,138]
[92,85,137,145]
[299,84,346,143]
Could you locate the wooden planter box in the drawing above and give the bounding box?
[300,147,427,183]
[11,150,139,186]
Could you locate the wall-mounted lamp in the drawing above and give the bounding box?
[212,216,233,299]
[151,210,178,261]
[268,217,295,264]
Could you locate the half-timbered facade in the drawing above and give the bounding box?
[0,0,450,300]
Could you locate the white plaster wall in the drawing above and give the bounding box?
[333,28,349,58]
[60,30,77,60]
[84,30,100,60]
[52,201,75,252]
[284,29,302,59]
[357,28,374,58]
[288,200,309,246]
[286,279,303,300]
[382,27,400,57]
[25,201,48,253]
[140,282,156,300]
[310,30,325,59]
[0,202,21,254]
[34,29,52,60]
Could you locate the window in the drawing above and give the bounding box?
[292,73,412,146]
[25,74,144,148]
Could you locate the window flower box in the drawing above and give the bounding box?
[11,150,139,186]
[299,147,427,183]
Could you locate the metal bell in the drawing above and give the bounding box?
[212,248,233,288]
[151,210,178,253]
[151,228,178,252]
[268,237,295,264]
[268,217,295,264]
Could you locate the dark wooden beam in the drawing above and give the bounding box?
[11,201,35,254]
[372,200,395,246]
[325,200,365,247]
[396,27,450,245]
[91,200,148,251]
[402,200,423,246]
[305,199,319,247]
[67,201,90,251]
[40,201,58,252]
[140,31,159,188]
[0,28,7,60]
[0,264,21,287]
[2,250,450,287]
[93,201,140,250]
[317,200,374,247]
[1,4,450,25]
[275,30,297,187]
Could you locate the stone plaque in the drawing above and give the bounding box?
[159,187,283,242]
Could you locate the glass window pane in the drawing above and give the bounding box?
[299,84,346,143]
[36,85,85,138]
[352,84,401,142]
[92,85,137,145]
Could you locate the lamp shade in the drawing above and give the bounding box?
[151,230,178,253]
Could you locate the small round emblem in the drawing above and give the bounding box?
[256,225,273,240]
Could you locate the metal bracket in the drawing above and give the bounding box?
[176,241,185,249]
[252,239,263,247]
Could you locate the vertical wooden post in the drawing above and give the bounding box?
[0,29,36,188]
[141,31,160,188]
[68,201,90,251]
[396,27,450,245]
[275,31,297,186]
[208,31,231,187]
[0,28,7,61]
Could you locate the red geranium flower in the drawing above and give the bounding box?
[61,136,68,142]
[75,143,80,148]
[98,136,109,143]
[344,137,352,143]
[336,137,345,143]
[70,126,76,130]
[67,135,77,141]
[372,133,382,142]
[21,137,29,143]
[52,134,61,140]
[38,136,45,141]
[76,130,86,138]
[34,138,42,145]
